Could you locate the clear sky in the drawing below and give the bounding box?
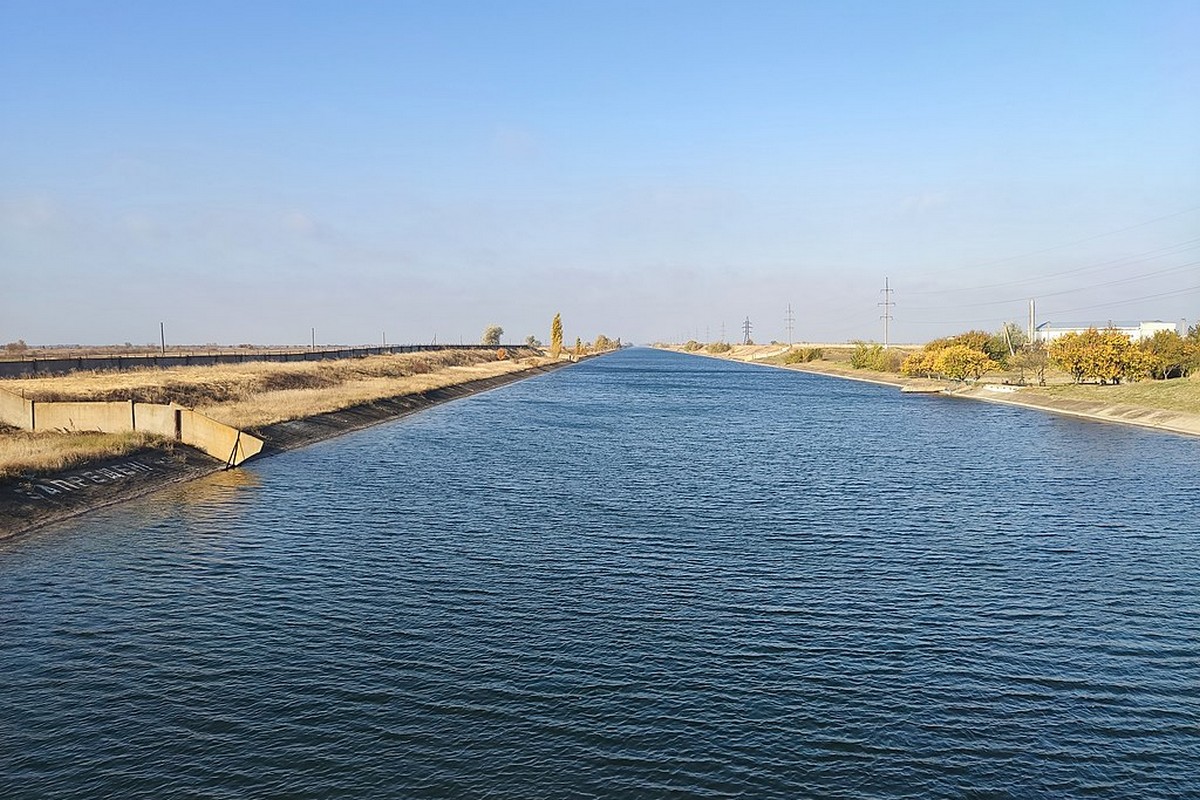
[2,0,1198,346]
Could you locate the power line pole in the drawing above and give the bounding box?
[742,316,753,345]
[878,277,894,349]
[159,322,166,355]
[784,303,795,346]
[720,321,726,342]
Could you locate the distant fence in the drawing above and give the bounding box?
[0,389,263,467]
[0,343,524,379]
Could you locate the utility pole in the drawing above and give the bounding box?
[311,327,316,352]
[720,322,726,342]
[159,322,165,355]
[784,303,795,346]
[878,277,894,349]
[742,316,753,345]
[1028,299,1036,344]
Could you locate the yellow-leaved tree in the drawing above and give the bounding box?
[932,344,999,382]
[550,313,563,359]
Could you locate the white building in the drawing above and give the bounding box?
[1033,320,1179,344]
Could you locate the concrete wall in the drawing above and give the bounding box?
[0,343,524,378]
[0,388,262,467]
[32,401,136,433]
[0,389,33,429]
[178,408,264,465]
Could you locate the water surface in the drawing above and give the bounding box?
[3,348,1199,798]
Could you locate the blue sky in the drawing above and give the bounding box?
[2,0,1198,346]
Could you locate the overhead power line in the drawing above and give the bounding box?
[922,204,1200,277]
[905,259,1200,311]
[906,237,1200,296]
[1041,283,1200,318]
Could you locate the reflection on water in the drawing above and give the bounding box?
[2,348,1199,799]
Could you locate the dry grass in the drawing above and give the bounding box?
[0,431,164,479]
[1025,373,1200,416]
[2,349,505,407]
[1,349,552,436]
[200,357,547,428]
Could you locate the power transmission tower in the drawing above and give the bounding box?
[784,304,795,345]
[720,322,726,342]
[878,277,894,349]
[742,316,753,345]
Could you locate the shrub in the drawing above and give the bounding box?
[783,347,823,364]
[683,340,704,352]
[706,341,732,354]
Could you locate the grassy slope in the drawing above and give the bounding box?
[1023,373,1200,416]
[0,430,166,479]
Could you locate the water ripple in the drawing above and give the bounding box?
[2,349,1199,798]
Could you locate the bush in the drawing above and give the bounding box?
[783,347,823,364]
[683,340,704,352]
[706,341,732,354]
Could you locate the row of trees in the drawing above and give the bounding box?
[896,323,1200,384]
[900,334,1002,382]
[1048,327,1199,384]
[489,314,620,359]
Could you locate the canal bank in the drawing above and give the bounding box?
[0,360,572,539]
[663,346,1200,439]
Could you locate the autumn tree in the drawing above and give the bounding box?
[573,337,583,358]
[549,313,564,358]
[1138,330,1198,379]
[481,325,504,346]
[1049,327,1142,384]
[933,344,999,382]
[1049,331,1089,383]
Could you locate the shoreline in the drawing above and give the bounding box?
[665,347,1200,439]
[0,360,571,540]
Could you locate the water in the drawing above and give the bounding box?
[3,348,1199,798]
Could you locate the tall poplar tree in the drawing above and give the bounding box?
[550,313,563,358]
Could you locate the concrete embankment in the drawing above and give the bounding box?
[945,384,1200,438]
[665,347,1200,440]
[0,360,570,539]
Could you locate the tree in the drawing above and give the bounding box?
[1049,327,1142,384]
[525,335,543,348]
[481,325,504,346]
[933,344,999,382]
[988,322,1027,363]
[550,313,563,358]
[1048,331,1089,383]
[1008,342,1048,385]
[900,350,936,378]
[1138,330,1198,379]
[574,337,584,358]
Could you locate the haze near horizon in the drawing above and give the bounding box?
[2,1,1197,347]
